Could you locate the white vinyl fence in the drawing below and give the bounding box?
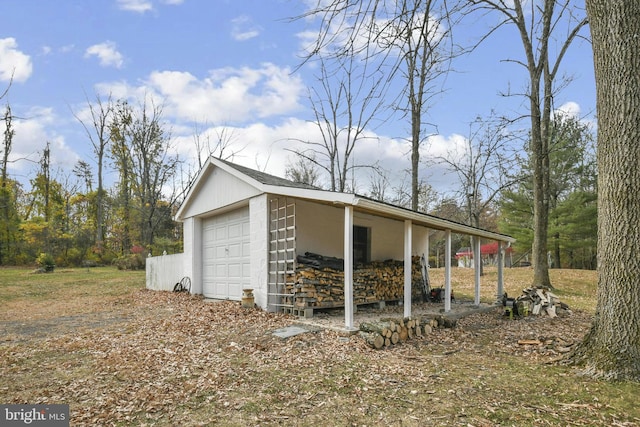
[146,253,186,291]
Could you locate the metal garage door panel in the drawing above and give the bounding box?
[202,207,250,300]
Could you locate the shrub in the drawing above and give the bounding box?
[113,253,146,270]
[36,253,56,272]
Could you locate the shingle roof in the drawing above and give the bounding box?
[219,158,319,190]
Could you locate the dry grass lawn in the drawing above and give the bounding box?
[1,266,638,426]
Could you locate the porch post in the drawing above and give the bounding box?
[497,241,504,303]
[425,229,430,261]
[344,205,354,329]
[404,220,412,318]
[474,237,481,306]
[444,229,452,312]
[424,229,430,289]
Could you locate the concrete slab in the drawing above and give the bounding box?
[272,325,314,338]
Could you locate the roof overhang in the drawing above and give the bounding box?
[175,157,515,244]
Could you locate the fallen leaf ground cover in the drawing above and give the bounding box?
[0,266,638,426]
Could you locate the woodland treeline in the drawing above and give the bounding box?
[0,93,596,270]
[1,98,182,269]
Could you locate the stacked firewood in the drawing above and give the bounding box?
[359,316,441,349]
[509,287,570,318]
[285,253,424,309]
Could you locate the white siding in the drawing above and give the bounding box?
[181,167,260,219]
[295,200,344,258]
[182,217,203,294]
[250,195,269,309]
[296,199,431,261]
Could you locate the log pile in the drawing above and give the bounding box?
[359,316,441,349]
[285,253,424,309]
[507,287,570,318]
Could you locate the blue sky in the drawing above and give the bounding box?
[0,0,594,197]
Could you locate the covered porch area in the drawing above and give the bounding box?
[338,198,515,331]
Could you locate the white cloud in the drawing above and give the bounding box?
[168,116,461,196]
[555,101,581,118]
[96,63,304,123]
[117,0,153,13]
[231,15,262,41]
[85,41,124,69]
[92,61,463,195]
[0,107,79,176]
[0,38,33,83]
[116,0,184,13]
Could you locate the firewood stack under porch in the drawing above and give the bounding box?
[282,252,425,318]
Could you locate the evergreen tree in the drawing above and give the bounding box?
[500,114,596,269]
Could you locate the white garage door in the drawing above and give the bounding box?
[202,207,251,300]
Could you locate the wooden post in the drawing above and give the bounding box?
[497,241,504,303]
[404,220,412,318]
[474,236,481,306]
[444,229,452,312]
[425,229,430,262]
[344,206,354,329]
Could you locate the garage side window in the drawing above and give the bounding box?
[353,225,371,264]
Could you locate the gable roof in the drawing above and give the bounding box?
[175,157,515,244]
[217,158,319,190]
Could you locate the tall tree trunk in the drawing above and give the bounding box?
[530,88,552,287]
[1,105,13,265]
[571,0,640,380]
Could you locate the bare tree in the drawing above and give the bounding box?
[289,55,388,192]
[299,0,461,208]
[1,103,15,264]
[175,121,246,204]
[435,112,519,273]
[387,0,458,210]
[1,104,14,189]
[368,166,439,213]
[569,0,640,381]
[469,0,588,288]
[191,122,241,170]
[285,154,322,187]
[436,113,518,229]
[127,98,179,248]
[72,93,113,252]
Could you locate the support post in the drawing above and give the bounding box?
[404,220,412,318]
[344,206,354,330]
[497,241,504,303]
[444,229,452,312]
[474,237,481,306]
[424,229,430,292]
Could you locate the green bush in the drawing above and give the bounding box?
[113,253,146,270]
[36,253,56,272]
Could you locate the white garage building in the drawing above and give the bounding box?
[153,157,515,330]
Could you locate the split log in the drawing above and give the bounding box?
[360,332,384,349]
[398,326,409,342]
[388,320,397,333]
[360,321,396,336]
[293,255,425,309]
[390,331,399,345]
